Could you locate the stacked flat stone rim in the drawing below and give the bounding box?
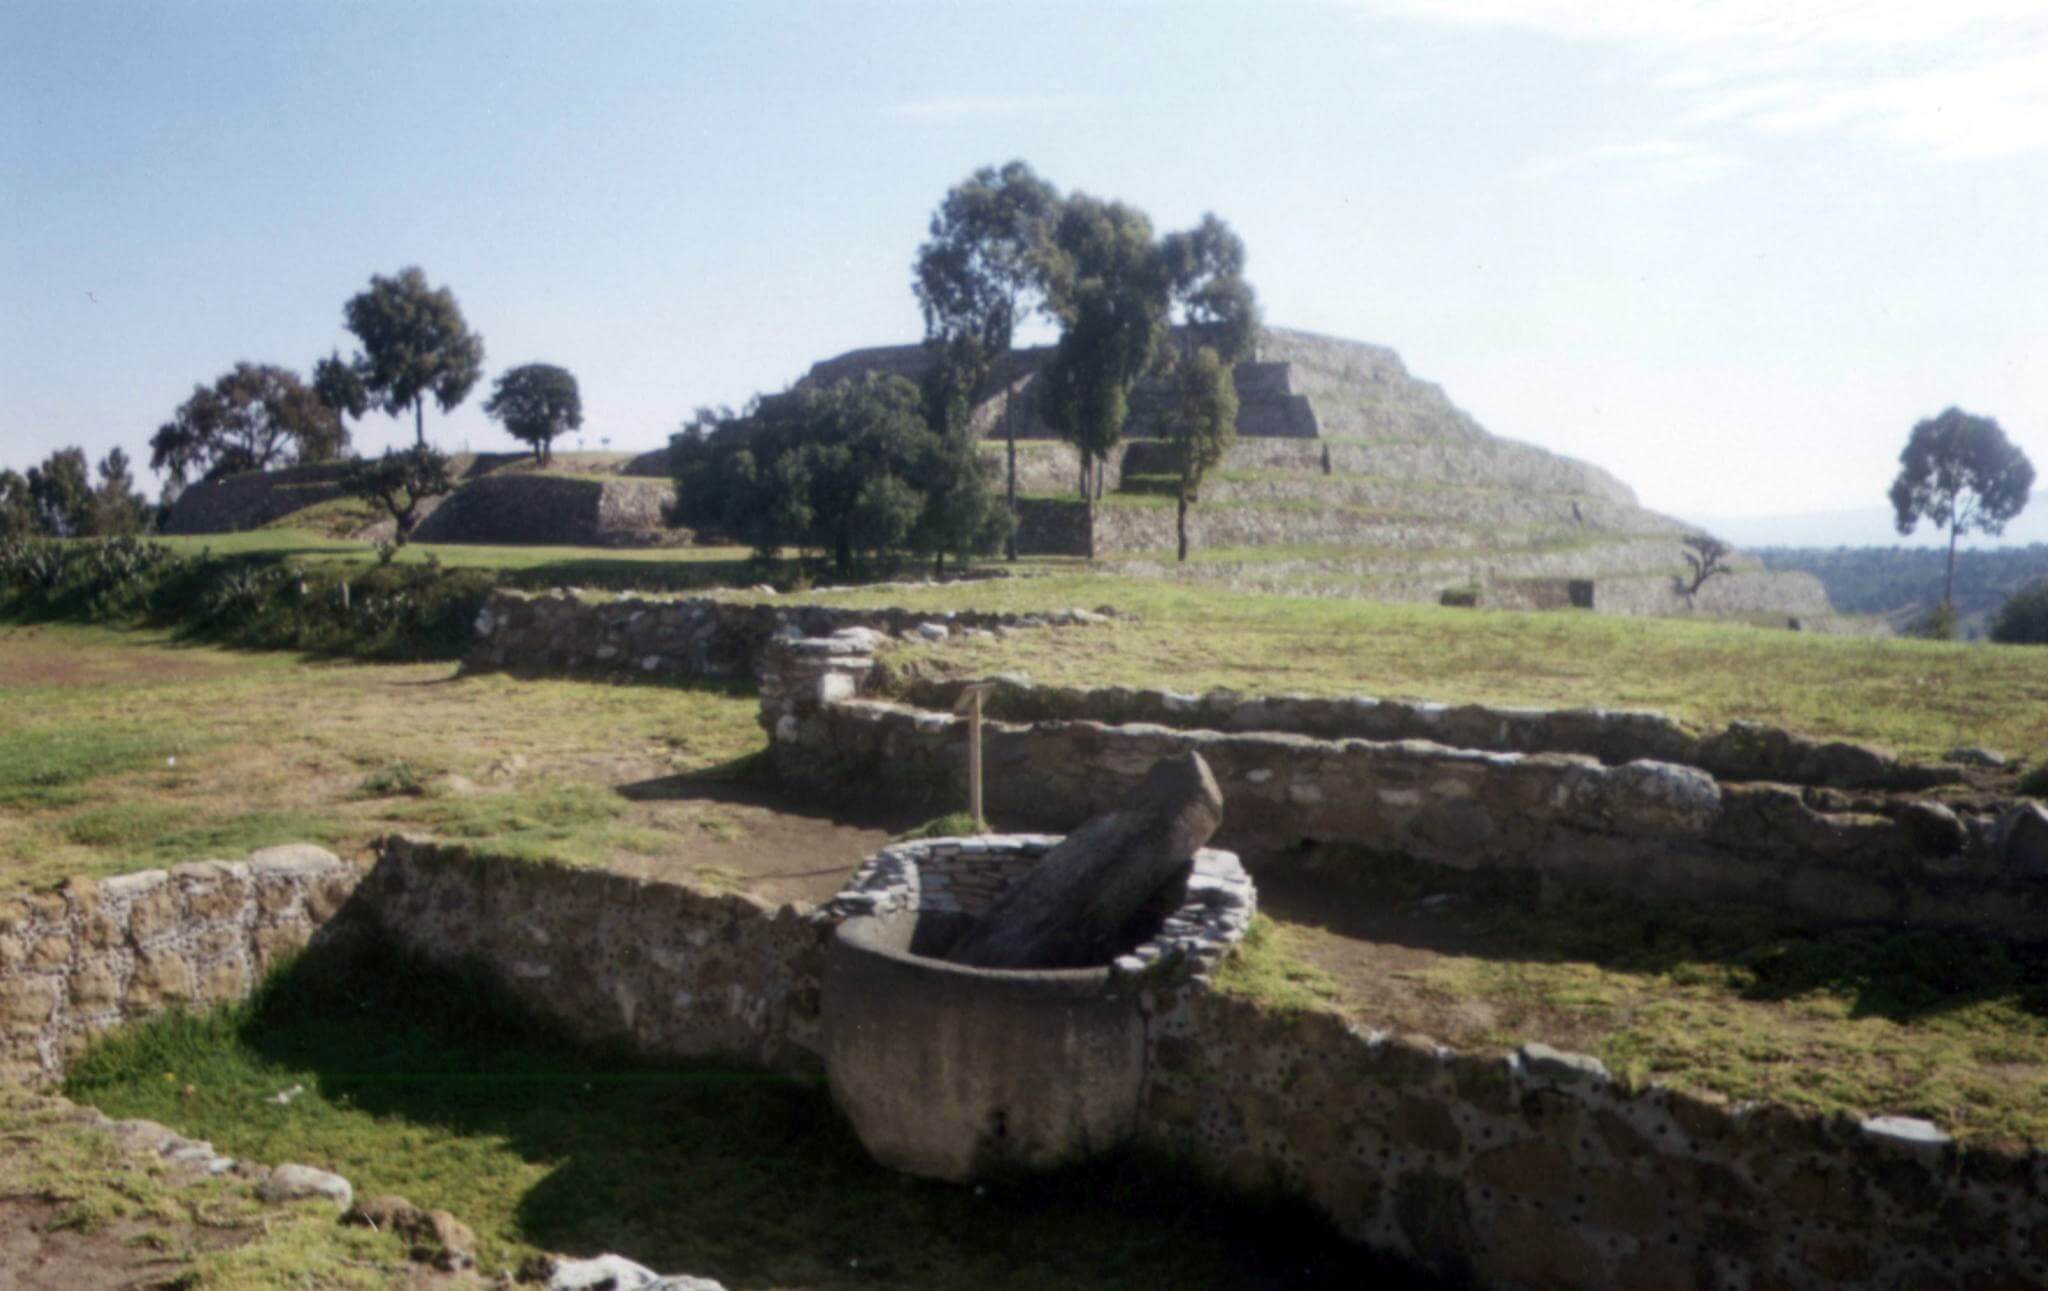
[823,836,1255,980]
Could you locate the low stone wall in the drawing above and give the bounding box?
[15,836,2044,1288]
[360,837,829,1070]
[892,676,1966,792]
[0,846,361,1087]
[765,646,2042,942]
[1142,988,2045,1291]
[464,588,1092,681]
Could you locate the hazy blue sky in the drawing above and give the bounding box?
[4,1,2044,538]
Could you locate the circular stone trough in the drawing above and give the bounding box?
[819,835,1255,1182]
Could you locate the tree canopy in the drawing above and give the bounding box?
[914,161,1061,559]
[342,266,485,447]
[26,447,92,537]
[1036,194,1171,498]
[1167,345,1240,562]
[1161,213,1261,364]
[483,363,583,464]
[342,445,455,545]
[149,363,348,486]
[672,374,1008,573]
[1888,407,2034,610]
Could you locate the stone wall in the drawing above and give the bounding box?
[0,845,360,1087]
[764,646,2044,943]
[360,838,830,1070]
[161,464,353,534]
[14,832,2045,1287]
[891,676,1965,792]
[1012,497,1094,557]
[464,588,1089,681]
[412,475,684,546]
[1141,987,2045,1291]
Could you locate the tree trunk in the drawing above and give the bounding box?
[934,550,945,578]
[1944,522,1960,612]
[1004,366,1018,562]
[413,397,424,449]
[1177,489,1189,562]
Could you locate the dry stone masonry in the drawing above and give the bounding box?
[0,844,360,1086]
[764,641,2048,942]
[466,587,1108,683]
[823,835,1254,983]
[10,834,2046,1289]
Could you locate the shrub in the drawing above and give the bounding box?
[1991,580,2048,645]
[0,537,491,661]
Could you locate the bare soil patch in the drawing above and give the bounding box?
[0,1195,244,1290]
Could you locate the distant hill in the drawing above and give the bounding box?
[1755,544,2048,636]
[1686,505,2048,551]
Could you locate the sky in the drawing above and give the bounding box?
[4,0,2045,544]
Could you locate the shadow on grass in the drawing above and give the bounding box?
[67,938,1452,1291]
[1257,843,2048,1025]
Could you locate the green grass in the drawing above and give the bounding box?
[64,940,1420,1289]
[1212,917,1344,1015]
[803,573,2048,758]
[0,1081,416,1289]
[0,625,766,892]
[1267,850,2048,1146]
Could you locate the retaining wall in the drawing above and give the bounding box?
[891,676,1966,792]
[0,845,361,1087]
[764,641,2043,942]
[361,837,830,1070]
[463,588,1096,681]
[13,836,2046,1288]
[1142,986,2046,1291]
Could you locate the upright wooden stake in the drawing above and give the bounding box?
[967,687,984,831]
[954,681,992,833]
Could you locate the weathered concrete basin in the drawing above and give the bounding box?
[818,835,1254,1182]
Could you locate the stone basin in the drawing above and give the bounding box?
[819,835,1254,1182]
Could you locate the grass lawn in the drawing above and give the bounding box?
[63,941,1406,1290]
[1238,854,2048,1148]
[0,623,772,894]
[787,574,2048,760]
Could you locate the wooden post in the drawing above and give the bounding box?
[953,681,993,833]
[968,688,984,831]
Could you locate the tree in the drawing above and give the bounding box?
[313,351,369,426]
[913,161,1060,560]
[149,363,347,486]
[1889,407,2034,614]
[671,374,1005,575]
[1160,213,1261,366]
[90,447,149,536]
[1991,579,2048,645]
[342,266,485,448]
[26,447,92,536]
[1036,194,1170,501]
[342,446,455,545]
[1681,534,1733,597]
[1164,346,1240,562]
[0,469,36,541]
[483,363,583,465]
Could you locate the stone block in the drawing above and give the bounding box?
[127,946,195,1007]
[125,881,184,940]
[0,976,60,1030]
[1472,1138,1574,1204]
[69,961,120,1007]
[1481,1204,1606,1288]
